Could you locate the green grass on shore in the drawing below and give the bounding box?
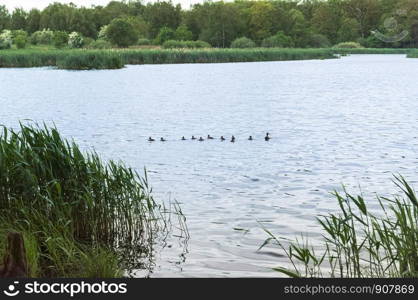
[407,50,418,58]
[0,47,416,70]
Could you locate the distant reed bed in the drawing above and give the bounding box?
[0,48,336,69]
[332,48,413,55]
[407,50,418,58]
[261,176,418,278]
[0,123,164,277]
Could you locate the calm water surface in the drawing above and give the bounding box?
[1,55,418,277]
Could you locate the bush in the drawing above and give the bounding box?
[68,32,84,49]
[0,30,13,50]
[261,31,294,48]
[53,31,69,49]
[306,33,331,48]
[154,26,175,45]
[162,40,211,49]
[30,29,54,45]
[14,35,27,49]
[88,39,112,49]
[107,18,138,48]
[98,25,109,41]
[230,37,256,48]
[174,24,193,41]
[137,38,151,46]
[333,41,364,48]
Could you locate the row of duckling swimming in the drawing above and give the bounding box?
[148,133,271,142]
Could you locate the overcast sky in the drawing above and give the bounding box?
[0,0,203,10]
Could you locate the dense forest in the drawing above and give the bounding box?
[0,0,417,48]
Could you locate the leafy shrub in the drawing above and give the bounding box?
[88,39,112,49]
[306,33,331,48]
[107,18,138,47]
[68,32,84,48]
[12,30,28,49]
[30,29,54,45]
[261,31,294,48]
[174,24,193,41]
[154,26,175,45]
[333,41,364,48]
[0,30,13,50]
[98,25,109,41]
[53,31,69,49]
[162,40,211,49]
[230,37,256,48]
[137,38,151,46]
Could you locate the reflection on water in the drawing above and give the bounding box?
[1,55,418,277]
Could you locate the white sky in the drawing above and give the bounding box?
[0,0,203,11]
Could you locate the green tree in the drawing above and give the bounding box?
[0,5,10,31]
[230,37,256,48]
[26,9,41,33]
[11,8,27,30]
[261,31,294,48]
[106,18,138,47]
[143,2,181,38]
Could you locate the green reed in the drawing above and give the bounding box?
[407,50,418,58]
[261,176,418,278]
[0,123,163,276]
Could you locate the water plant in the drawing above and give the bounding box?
[0,123,163,277]
[260,176,418,278]
[407,50,418,58]
[56,51,124,70]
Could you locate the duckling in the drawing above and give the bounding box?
[248,136,253,141]
[207,134,214,140]
[265,133,270,141]
[191,136,197,140]
[199,137,204,141]
[182,136,187,140]
[220,136,225,141]
[160,137,166,142]
[231,136,235,143]
[148,137,155,142]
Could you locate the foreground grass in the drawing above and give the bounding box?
[0,123,163,277]
[261,176,418,278]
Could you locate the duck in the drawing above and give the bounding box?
[265,133,270,141]
[160,137,166,142]
[181,136,187,140]
[207,135,214,140]
[231,136,236,143]
[148,137,155,142]
[220,136,225,141]
[248,136,253,141]
[191,136,197,140]
[199,137,204,141]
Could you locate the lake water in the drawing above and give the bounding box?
[1,55,418,277]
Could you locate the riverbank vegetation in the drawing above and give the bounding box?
[407,50,418,58]
[0,123,165,277]
[0,48,338,69]
[261,176,418,278]
[0,0,417,51]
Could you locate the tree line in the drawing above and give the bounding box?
[0,0,417,48]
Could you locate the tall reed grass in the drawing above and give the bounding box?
[407,50,418,58]
[260,176,418,278]
[0,48,336,69]
[0,123,163,276]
